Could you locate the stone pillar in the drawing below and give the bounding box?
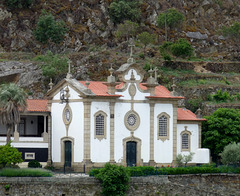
[83,101,92,163]
[198,123,202,148]
[47,115,52,165]
[109,102,115,163]
[172,102,178,165]
[42,115,49,142]
[149,102,155,166]
[13,124,19,142]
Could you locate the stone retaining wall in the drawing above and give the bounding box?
[0,174,239,196]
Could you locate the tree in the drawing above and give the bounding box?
[157,9,185,41]
[159,39,193,61]
[4,0,33,9]
[202,108,240,162]
[109,0,141,24]
[0,143,23,167]
[115,20,139,40]
[34,51,68,81]
[0,83,27,144]
[176,152,194,167]
[34,10,68,44]
[170,38,193,59]
[138,32,156,54]
[220,142,240,166]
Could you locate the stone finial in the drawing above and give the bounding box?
[48,78,53,91]
[108,64,116,83]
[195,108,202,118]
[154,67,158,84]
[65,86,70,100]
[85,81,90,89]
[184,126,188,131]
[127,38,135,64]
[66,60,73,79]
[171,77,178,96]
[147,66,155,85]
[130,70,135,80]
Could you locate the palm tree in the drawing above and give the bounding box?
[0,83,27,144]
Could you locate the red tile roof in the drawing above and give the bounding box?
[177,108,205,121]
[79,81,122,97]
[79,81,183,99]
[25,99,48,112]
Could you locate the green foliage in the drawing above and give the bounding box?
[4,184,10,191]
[176,152,195,167]
[211,89,231,103]
[160,39,193,60]
[109,0,141,24]
[28,160,41,168]
[209,89,240,103]
[221,22,240,42]
[162,53,172,61]
[115,20,139,40]
[157,8,185,29]
[202,108,240,162]
[34,10,68,44]
[4,0,33,9]
[0,143,23,167]
[170,39,193,59]
[0,168,53,177]
[94,163,130,196]
[137,32,156,50]
[34,51,68,80]
[90,165,240,177]
[220,142,240,166]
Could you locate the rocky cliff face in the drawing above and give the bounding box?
[0,0,239,60]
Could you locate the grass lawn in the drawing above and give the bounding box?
[0,168,53,177]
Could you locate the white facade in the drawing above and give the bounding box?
[46,61,210,170]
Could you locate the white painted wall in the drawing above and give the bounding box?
[91,102,110,162]
[51,86,84,163]
[154,104,173,163]
[177,123,199,163]
[53,85,81,100]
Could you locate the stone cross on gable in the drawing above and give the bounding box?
[66,60,72,79]
[127,39,135,64]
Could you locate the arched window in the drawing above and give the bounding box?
[157,113,170,141]
[94,111,107,140]
[181,128,191,151]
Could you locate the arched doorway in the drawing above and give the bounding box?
[64,141,72,167]
[126,141,137,167]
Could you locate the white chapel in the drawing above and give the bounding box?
[0,57,210,170]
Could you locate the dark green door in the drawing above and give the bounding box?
[65,141,72,167]
[126,141,137,167]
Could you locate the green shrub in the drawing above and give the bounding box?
[157,8,185,29]
[115,20,139,40]
[4,0,33,9]
[170,39,193,59]
[220,142,240,166]
[28,160,41,168]
[176,152,195,167]
[94,163,130,196]
[0,168,52,177]
[109,0,141,24]
[34,10,68,44]
[138,32,156,52]
[211,89,231,103]
[0,143,23,167]
[34,51,68,80]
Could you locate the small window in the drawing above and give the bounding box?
[96,114,104,135]
[157,113,170,141]
[94,111,107,140]
[181,128,191,151]
[25,152,35,160]
[182,133,189,149]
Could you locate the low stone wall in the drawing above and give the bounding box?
[0,174,239,196]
